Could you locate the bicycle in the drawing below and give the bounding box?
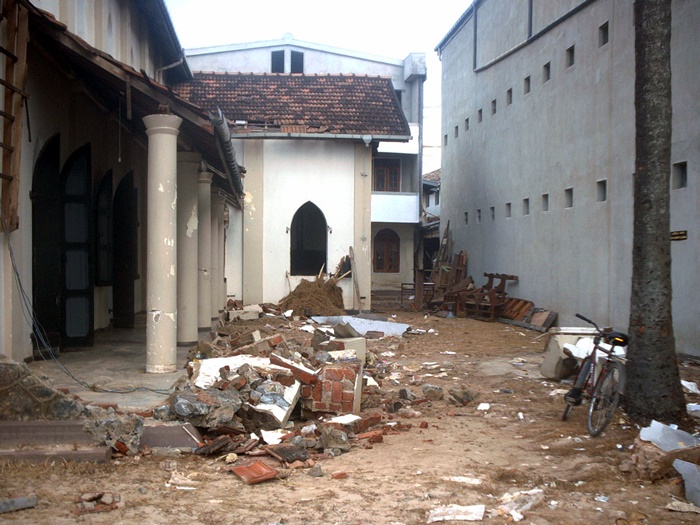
[562,313,629,436]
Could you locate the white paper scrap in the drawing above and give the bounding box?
[427,504,486,523]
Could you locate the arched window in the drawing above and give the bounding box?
[374,228,400,273]
[290,202,327,276]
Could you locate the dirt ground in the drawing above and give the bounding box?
[2,308,700,525]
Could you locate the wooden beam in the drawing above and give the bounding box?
[0,1,27,231]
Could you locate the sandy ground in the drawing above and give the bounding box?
[2,310,700,525]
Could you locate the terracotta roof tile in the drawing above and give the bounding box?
[173,72,411,137]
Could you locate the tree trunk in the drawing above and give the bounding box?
[625,0,687,424]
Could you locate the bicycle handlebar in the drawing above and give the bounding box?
[575,312,594,325]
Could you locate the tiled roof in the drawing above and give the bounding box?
[173,72,411,138]
[423,169,441,182]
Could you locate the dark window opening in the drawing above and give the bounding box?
[374,158,401,192]
[599,22,609,47]
[291,50,304,73]
[271,50,284,73]
[95,170,113,285]
[290,202,327,276]
[374,228,400,273]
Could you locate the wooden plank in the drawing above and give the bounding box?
[1,0,27,232]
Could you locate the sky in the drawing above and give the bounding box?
[163,0,474,173]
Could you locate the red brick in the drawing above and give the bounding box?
[356,430,383,443]
[301,385,312,398]
[329,402,342,412]
[353,413,382,433]
[342,391,355,402]
[331,382,343,403]
[323,368,344,381]
[268,334,284,346]
[341,369,356,381]
[341,401,353,414]
[314,402,327,410]
[312,382,323,401]
[331,471,348,479]
[269,353,317,384]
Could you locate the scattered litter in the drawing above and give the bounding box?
[441,476,483,485]
[477,403,490,411]
[427,504,486,523]
[594,495,609,503]
[549,389,569,396]
[681,381,700,395]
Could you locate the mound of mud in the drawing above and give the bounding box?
[279,277,345,317]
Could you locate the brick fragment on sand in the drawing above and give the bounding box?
[331,471,348,479]
[356,430,383,443]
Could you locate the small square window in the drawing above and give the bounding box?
[477,209,482,223]
[291,50,304,73]
[596,180,607,202]
[271,50,284,73]
[523,198,530,215]
[505,202,512,218]
[599,22,609,47]
[672,162,688,189]
[524,76,531,94]
[443,134,448,146]
[566,45,575,67]
[454,125,459,138]
[541,193,549,211]
[543,62,551,82]
[490,206,495,221]
[507,88,513,105]
[491,99,497,115]
[565,187,574,208]
[478,109,483,122]
[465,117,470,131]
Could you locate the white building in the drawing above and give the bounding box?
[436,0,699,355]
[186,34,427,294]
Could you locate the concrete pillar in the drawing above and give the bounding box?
[176,152,200,346]
[219,206,227,309]
[210,194,224,317]
[143,113,182,373]
[197,171,212,330]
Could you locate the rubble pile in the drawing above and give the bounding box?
[278,275,345,317]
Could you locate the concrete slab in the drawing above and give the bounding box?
[0,420,98,447]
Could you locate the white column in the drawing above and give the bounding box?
[143,113,182,373]
[210,194,224,317]
[176,152,200,346]
[218,205,227,309]
[197,171,213,330]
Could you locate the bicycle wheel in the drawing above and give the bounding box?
[587,359,625,436]
[562,357,592,421]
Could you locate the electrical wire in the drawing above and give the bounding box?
[1,212,169,395]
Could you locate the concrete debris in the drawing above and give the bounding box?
[312,316,410,337]
[422,384,444,401]
[0,361,85,420]
[0,494,37,514]
[73,492,121,515]
[83,408,143,455]
[620,421,700,481]
[666,500,700,514]
[674,459,700,506]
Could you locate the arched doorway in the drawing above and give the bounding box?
[113,172,137,328]
[290,201,327,275]
[31,135,61,353]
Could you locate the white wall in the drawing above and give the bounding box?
[439,0,699,355]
